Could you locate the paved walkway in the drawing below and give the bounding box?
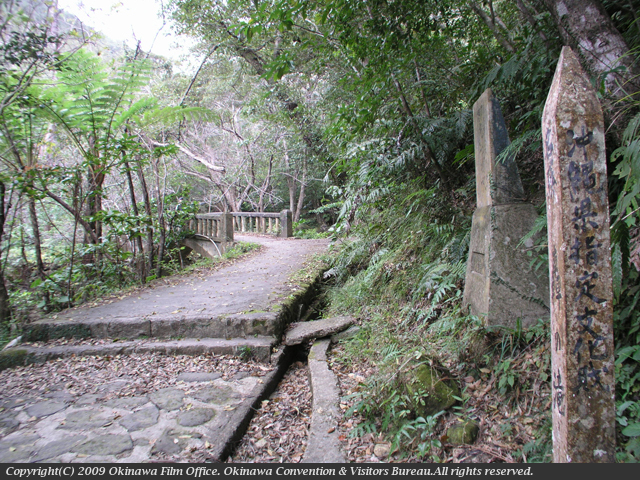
[0,349,290,463]
[24,236,329,343]
[0,235,330,463]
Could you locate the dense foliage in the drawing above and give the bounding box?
[1,0,639,461]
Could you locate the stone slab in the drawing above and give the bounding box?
[149,388,185,411]
[1,337,277,371]
[463,204,550,328]
[119,406,160,432]
[177,372,222,383]
[302,339,345,463]
[177,408,216,427]
[72,434,133,456]
[284,316,354,346]
[473,88,525,208]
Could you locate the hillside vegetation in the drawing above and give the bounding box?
[1,0,639,462]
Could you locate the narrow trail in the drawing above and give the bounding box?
[41,235,329,324]
[0,235,334,463]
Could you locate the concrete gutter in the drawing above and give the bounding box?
[302,339,346,463]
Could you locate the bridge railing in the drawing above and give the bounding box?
[232,210,293,238]
[188,209,293,243]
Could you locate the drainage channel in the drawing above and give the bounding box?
[221,275,349,464]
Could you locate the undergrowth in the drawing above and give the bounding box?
[0,241,261,349]
[325,182,554,462]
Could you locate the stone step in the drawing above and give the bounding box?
[23,312,282,343]
[0,336,277,371]
[284,315,354,346]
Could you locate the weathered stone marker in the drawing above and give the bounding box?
[542,46,616,463]
[463,89,549,329]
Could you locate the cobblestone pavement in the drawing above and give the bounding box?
[0,353,279,463]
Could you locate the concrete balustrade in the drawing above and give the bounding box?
[184,210,293,258]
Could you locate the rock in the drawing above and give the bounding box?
[447,420,480,445]
[0,413,20,435]
[75,394,104,406]
[284,316,354,346]
[331,325,361,343]
[177,372,222,383]
[403,364,459,417]
[60,410,111,430]
[0,434,39,462]
[26,401,66,418]
[98,380,129,393]
[119,406,159,432]
[373,442,391,459]
[72,434,133,456]
[177,408,216,427]
[44,390,75,403]
[31,435,86,462]
[151,429,188,456]
[103,396,149,409]
[192,385,233,405]
[0,348,27,371]
[231,371,252,381]
[149,388,185,411]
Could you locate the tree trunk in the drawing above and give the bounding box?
[469,1,517,54]
[28,196,49,309]
[543,0,640,100]
[152,158,166,278]
[257,155,273,213]
[294,158,307,223]
[390,73,448,188]
[124,159,146,281]
[0,181,12,325]
[136,160,154,276]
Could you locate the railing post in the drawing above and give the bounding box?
[279,209,293,238]
[220,213,234,243]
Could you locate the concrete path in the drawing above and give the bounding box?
[22,235,329,343]
[0,235,330,463]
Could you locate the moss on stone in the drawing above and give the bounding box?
[23,323,92,342]
[403,364,460,417]
[0,349,27,372]
[447,420,479,445]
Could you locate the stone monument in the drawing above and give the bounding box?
[542,46,616,463]
[463,89,550,329]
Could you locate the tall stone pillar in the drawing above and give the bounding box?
[463,89,550,329]
[542,46,616,463]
